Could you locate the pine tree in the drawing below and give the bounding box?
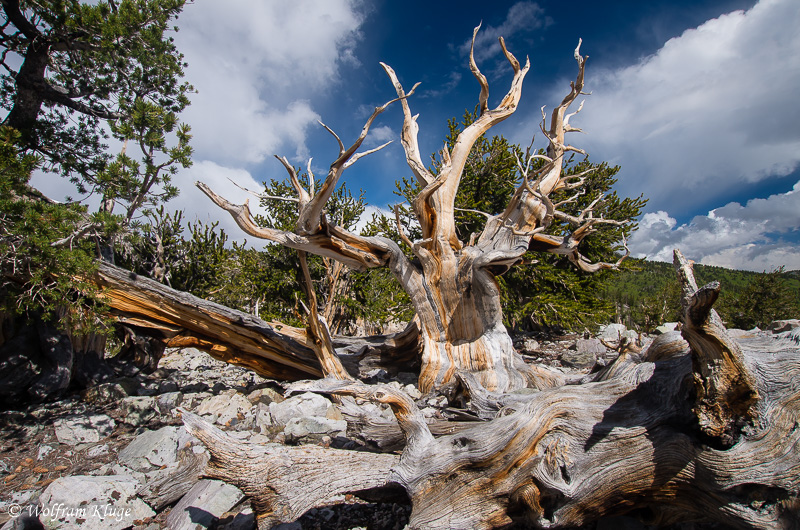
[388,110,647,331]
[1,0,192,189]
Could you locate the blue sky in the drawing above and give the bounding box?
[34,0,800,271]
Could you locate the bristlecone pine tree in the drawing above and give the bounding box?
[197,30,632,394]
[90,27,798,529]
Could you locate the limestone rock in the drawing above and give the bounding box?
[118,426,181,472]
[655,322,679,335]
[574,338,605,354]
[37,444,54,461]
[195,391,252,427]
[248,403,273,435]
[120,396,158,426]
[38,475,154,530]
[268,392,332,427]
[156,391,184,414]
[82,382,130,405]
[246,387,284,406]
[562,348,599,369]
[86,444,110,458]
[522,338,540,352]
[599,323,627,341]
[284,416,347,445]
[54,414,115,445]
[165,479,244,530]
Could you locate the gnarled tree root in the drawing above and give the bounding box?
[180,409,403,529]
[184,331,800,529]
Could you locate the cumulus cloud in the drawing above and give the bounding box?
[628,180,800,271]
[156,0,367,241]
[170,161,269,245]
[562,0,800,215]
[174,0,364,165]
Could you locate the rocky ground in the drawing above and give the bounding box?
[0,321,797,530]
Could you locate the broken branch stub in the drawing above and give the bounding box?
[673,249,759,446]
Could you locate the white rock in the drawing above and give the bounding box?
[254,403,273,434]
[159,347,227,372]
[268,392,332,426]
[157,391,184,413]
[284,416,347,444]
[246,387,284,405]
[166,479,244,530]
[118,426,180,472]
[196,392,252,427]
[655,322,679,335]
[38,475,154,530]
[105,463,146,484]
[54,414,115,445]
[523,338,540,351]
[87,444,110,458]
[599,323,628,341]
[120,396,158,426]
[37,444,55,461]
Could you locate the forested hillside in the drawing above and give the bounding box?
[602,259,800,332]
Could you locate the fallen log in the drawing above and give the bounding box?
[93,261,421,381]
[183,251,800,529]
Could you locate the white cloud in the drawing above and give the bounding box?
[459,2,547,63]
[174,0,364,165]
[353,204,393,235]
[562,0,800,214]
[171,161,269,245]
[627,180,800,271]
[363,125,396,148]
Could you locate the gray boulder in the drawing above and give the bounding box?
[599,323,627,341]
[165,479,244,530]
[269,392,333,426]
[655,322,679,335]
[82,382,131,405]
[561,351,597,369]
[120,396,158,426]
[118,426,182,472]
[522,338,540,352]
[38,475,154,530]
[195,391,252,427]
[284,416,347,445]
[246,387,284,406]
[157,391,184,414]
[54,413,115,445]
[574,338,606,354]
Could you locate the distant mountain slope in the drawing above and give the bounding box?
[600,259,800,331]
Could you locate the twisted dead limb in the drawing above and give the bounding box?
[184,289,800,529]
[673,249,759,446]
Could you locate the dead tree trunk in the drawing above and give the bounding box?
[185,251,800,529]
[91,261,421,381]
[197,27,627,394]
